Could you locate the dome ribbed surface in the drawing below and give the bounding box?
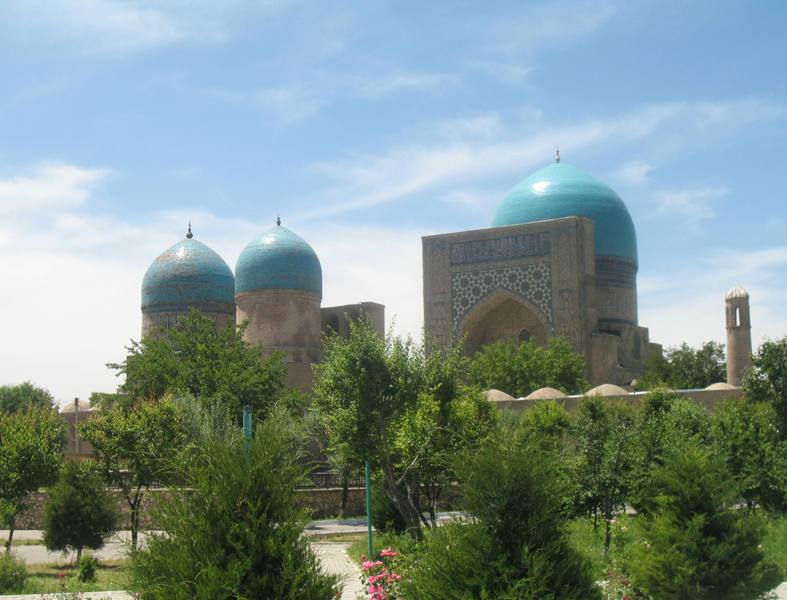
[491,162,638,265]
[142,238,235,314]
[726,286,749,300]
[235,225,322,297]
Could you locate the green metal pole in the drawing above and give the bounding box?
[242,405,252,453]
[365,461,373,558]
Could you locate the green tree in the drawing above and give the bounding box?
[630,389,711,509]
[635,341,726,390]
[42,460,118,562]
[131,402,338,600]
[109,310,287,420]
[0,382,55,414]
[314,321,484,538]
[469,337,587,398]
[402,433,600,599]
[572,396,636,556]
[628,444,782,599]
[745,336,787,439]
[79,397,187,550]
[0,407,65,551]
[712,398,787,513]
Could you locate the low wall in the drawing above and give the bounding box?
[15,487,368,531]
[492,386,744,415]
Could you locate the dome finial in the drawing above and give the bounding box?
[186,222,193,239]
[555,145,560,163]
[276,214,281,226]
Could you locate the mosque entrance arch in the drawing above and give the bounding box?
[458,290,550,356]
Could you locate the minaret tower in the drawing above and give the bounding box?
[725,286,752,386]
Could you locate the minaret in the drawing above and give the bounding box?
[725,286,752,386]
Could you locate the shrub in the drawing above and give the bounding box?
[131,403,339,599]
[78,553,98,583]
[370,477,406,534]
[628,444,782,599]
[43,460,118,562]
[402,433,600,599]
[0,552,27,594]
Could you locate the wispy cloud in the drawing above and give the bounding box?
[614,160,654,185]
[469,60,533,85]
[654,186,728,234]
[204,85,323,126]
[303,98,784,219]
[358,72,461,99]
[0,164,110,215]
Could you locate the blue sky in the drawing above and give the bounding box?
[1,0,786,402]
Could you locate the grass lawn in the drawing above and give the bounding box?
[22,559,132,594]
[763,514,787,574]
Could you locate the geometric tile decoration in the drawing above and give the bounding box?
[451,262,553,328]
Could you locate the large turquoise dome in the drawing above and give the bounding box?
[142,235,235,314]
[491,162,637,265]
[235,223,322,297]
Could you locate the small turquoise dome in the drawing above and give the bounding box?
[491,162,638,265]
[142,234,235,314]
[235,224,322,297]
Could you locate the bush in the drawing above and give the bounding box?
[78,553,98,583]
[370,477,406,534]
[131,404,339,599]
[43,460,118,562]
[402,433,600,599]
[628,444,782,599]
[0,552,27,594]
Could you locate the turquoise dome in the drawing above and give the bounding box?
[142,236,235,314]
[235,224,322,297]
[491,162,637,265]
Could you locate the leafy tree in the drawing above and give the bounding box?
[712,398,787,513]
[131,402,338,600]
[745,335,787,439]
[635,341,726,390]
[42,460,118,562]
[469,337,587,398]
[79,397,188,550]
[572,396,636,556]
[402,433,600,599]
[314,320,486,538]
[0,382,55,414]
[109,310,287,420]
[629,389,712,509]
[628,444,782,599]
[0,407,65,551]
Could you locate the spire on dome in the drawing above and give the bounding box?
[276,215,281,226]
[186,222,193,239]
[555,145,560,163]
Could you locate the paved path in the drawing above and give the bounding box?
[0,593,133,599]
[311,543,363,600]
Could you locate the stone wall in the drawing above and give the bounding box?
[15,487,368,530]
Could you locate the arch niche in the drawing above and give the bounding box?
[459,290,550,356]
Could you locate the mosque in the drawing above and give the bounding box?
[139,152,753,390]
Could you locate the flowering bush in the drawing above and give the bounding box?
[361,548,403,600]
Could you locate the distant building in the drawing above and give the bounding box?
[422,153,661,386]
[141,221,384,392]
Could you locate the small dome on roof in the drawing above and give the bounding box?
[525,387,567,400]
[142,232,235,315]
[235,222,322,297]
[60,398,93,413]
[726,286,749,300]
[705,382,738,390]
[484,389,515,402]
[586,383,629,397]
[491,162,637,265]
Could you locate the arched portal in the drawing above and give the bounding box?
[459,291,550,355]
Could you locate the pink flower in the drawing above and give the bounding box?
[379,548,399,557]
[362,560,384,571]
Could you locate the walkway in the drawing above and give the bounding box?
[311,542,364,600]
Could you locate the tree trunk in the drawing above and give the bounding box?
[380,463,422,540]
[603,518,611,558]
[129,492,143,551]
[76,547,83,563]
[4,517,14,554]
[340,469,350,518]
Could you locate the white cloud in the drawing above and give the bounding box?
[0,164,110,215]
[469,61,533,85]
[654,187,728,234]
[358,72,460,99]
[614,160,653,185]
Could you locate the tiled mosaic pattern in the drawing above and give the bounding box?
[451,263,553,327]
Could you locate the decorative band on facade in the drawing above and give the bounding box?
[449,231,550,266]
[451,263,553,328]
